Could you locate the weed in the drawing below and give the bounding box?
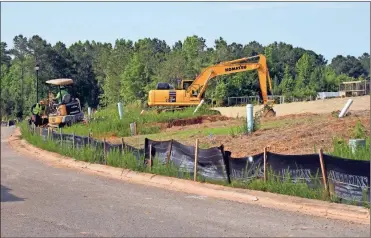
[329,134,370,161]
[352,121,367,139]
[229,127,237,138]
[230,167,326,201]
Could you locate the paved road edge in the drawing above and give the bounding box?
[7,128,370,225]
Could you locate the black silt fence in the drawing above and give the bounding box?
[324,154,370,205]
[228,153,264,183]
[28,124,370,207]
[144,138,230,183]
[265,152,324,189]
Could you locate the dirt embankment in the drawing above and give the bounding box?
[190,111,370,157]
[102,102,370,158]
[148,115,231,130]
[213,95,370,118]
[104,111,369,157]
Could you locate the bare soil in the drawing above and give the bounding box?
[103,110,369,157]
[148,115,231,131]
[102,96,370,157]
[194,111,370,157]
[214,95,370,118]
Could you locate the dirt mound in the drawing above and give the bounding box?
[147,115,232,131]
[166,115,230,128]
[167,116,203,127]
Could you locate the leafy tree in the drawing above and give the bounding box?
[330,55,368,78]
[182,35,207,78]
[280,65,295,97]
[102,39,134,105]
[120,54,149,103]
[358,53,370,76]
[213,80,227,106]
[1,34,369,118]
[293,53,317,99]
[68,41,99,108]
[1,42,12,67]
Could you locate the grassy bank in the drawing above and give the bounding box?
[63,103,219,138]
[328,121,370,161]
[20,122,370,208]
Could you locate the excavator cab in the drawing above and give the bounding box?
[181,80,193,90]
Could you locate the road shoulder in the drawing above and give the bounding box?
[7,128,370,225]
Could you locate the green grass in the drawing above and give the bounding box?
[62,102,323,147]
[20,122,197,179]
[328,121,370,161]
[137,125,240,141]
[230,170,326,201]
[329,137,370,161]
[63,103,219,138]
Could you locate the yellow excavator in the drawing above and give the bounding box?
[146,54,276,117]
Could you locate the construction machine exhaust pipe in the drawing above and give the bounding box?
[193,99,205,115]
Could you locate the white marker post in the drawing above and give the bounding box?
[246,104,254,133]
[193,99,205,115]
[117,102,124,120]
[87,107,92,120]
[339,99,353,118]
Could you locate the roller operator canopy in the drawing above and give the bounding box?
[45,78,73,86]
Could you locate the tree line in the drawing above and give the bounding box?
[1,34,370,119]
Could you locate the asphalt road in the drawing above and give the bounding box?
[1,127,370,237]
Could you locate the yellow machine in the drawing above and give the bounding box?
[30,78,84,128]
[46,78,84,128]
[147,54,276,116]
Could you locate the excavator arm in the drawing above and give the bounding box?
[186,54,273,105]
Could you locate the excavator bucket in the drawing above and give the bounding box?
[260,102,276,118]
[262,107,276,117]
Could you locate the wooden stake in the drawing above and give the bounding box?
[166,140,173,166]
[194,139,199,181]
[134,122,137,135]
[47,127,50,140]
[121,137,125,154]
[88,130,91,145]
[319,148,329,194]
[103,138,107,165]
[149,144,153,170]
[263,147,267,182]
[72,132,75,150]
[59,128,62,145]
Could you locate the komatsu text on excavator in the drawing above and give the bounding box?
[146,54,276,117]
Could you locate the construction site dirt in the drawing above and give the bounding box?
[102,110,369,158]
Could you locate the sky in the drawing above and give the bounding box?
[1,1,370,61]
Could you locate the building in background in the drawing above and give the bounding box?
[339,80,370,97]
